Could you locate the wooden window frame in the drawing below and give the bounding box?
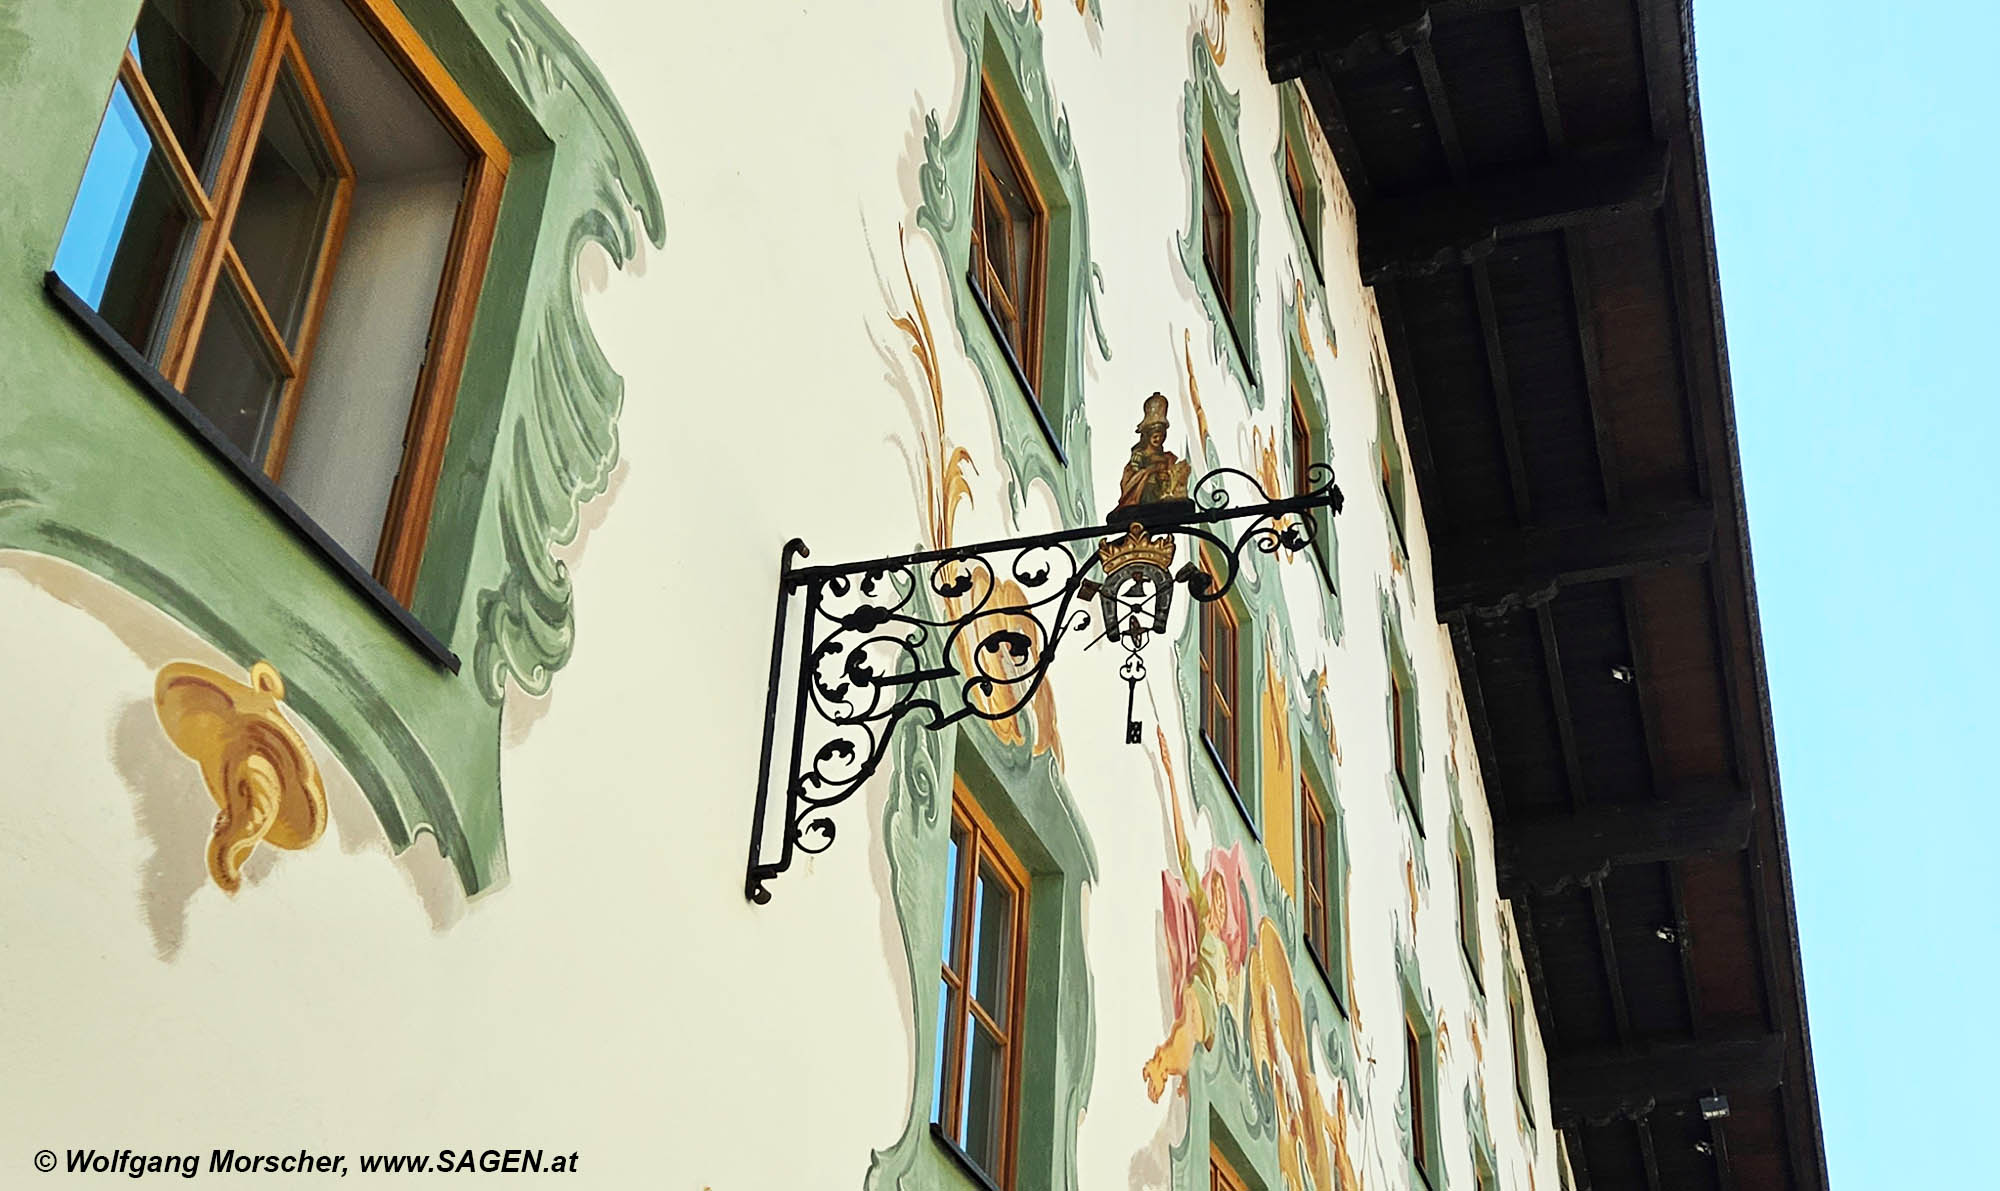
[1209,1145,1251,1191]
[1283,134,1318,273]
[934,780,1032,1190]
[118,1,356,477]
[968,79,1048,407]
[1198,578,1248,823]
[345,0,509,604]
[1200,140,1235,321]
[1300,773,1331,971]
[1290,384,1315,497]
[77,0,509,609]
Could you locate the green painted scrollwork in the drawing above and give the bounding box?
[468,0,666,702]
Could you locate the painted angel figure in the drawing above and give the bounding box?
[1144,789,1252,1101]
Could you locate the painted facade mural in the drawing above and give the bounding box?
[0,1,1564,1186]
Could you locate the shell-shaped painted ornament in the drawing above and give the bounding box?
[154,660,327,893]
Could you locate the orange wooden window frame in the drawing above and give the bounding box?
[347,0,509,604]
[935,780,1031,1189]
[119,1,356,478]
[89,0,508,608]
[1199,585,1240,792]
[1210,1146,1250,1191]
[1201,141,1235,318]
[1291,386,1314,496]
[1301,777,1330,967]
[1284,134,1319,272]
[969,80,1047,401]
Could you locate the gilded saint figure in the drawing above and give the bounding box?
[1116,392,1192,511]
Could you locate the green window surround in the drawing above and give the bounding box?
[2,0,663,897]
[1382,592,1424,838]
[917,0,1111,528]
[1179,32,1262,406]
[1398,954,1443,1190]
[1508,964,1538,1130]
[868,717,1096,1191]
[1449,771,1486,1000]
[1372,351,1410,557]
[1276,83,1325,285]
[1297,741,1349,1018]
[1283,292,1342,641]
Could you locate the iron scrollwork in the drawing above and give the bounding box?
[746,463,1342,904]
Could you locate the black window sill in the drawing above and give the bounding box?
[44,272,460,672]
[1201,730,1259,841]
[966,271,1066,465]
[930,1123,1006,1191]
[1394,771,1425,838]
[1460,939,1485,997]
[1305,936,1348,1020]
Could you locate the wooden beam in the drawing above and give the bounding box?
[1433,504,1713,617]
[1360,143,1671,283]
[1498,787,1754,897]
[1553,1032,1786,1124]
[1266,0,1530,81]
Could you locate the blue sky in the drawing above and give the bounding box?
[1696,2,1999,1184]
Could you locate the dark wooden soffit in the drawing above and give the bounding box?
[1271,3,1827,1189]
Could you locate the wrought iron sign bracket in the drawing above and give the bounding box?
[745,399,1343,903]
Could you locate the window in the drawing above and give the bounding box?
[1278,87,1323,277]
[53,0,507,606]
[1391,667,1416,808]
[1380,434,1407,548]
[1510,978,1536,1125]
[1200,142,1234,320]
[1301,774,1331,968]
[933,783,1030,1189]
[969,82,1047,404]
[1455,832,1481,986]
[1284,139,1307,241]
[1406,1017,1432,1183]
[1198,582,1249,824]
[1290,385,1315,497]
[1209,1146,1250,1191]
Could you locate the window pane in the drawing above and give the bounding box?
[182,275,285,460]
[231,61,339,344]
[969,860,1015,1018]
[959,1017,1006,1176]
[943,822,965,968]
[930,977,955,1128]
[53,81,193,358]
[131,0,261,179]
